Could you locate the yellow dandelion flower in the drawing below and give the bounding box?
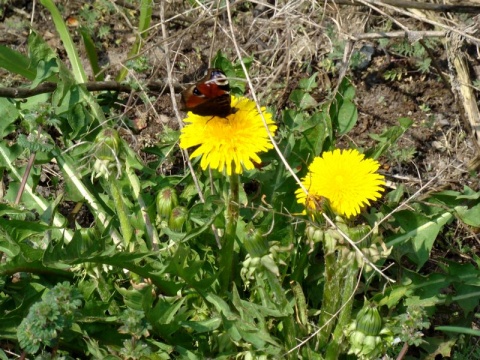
[179,96,276,175]
[296,149,385,218]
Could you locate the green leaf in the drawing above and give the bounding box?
[80,27,104,81]
[455,203,480,227]
[205,293,235,318]
[0,98,19,138]
[139,0,153,36]
[336,99,357,135]
[435,326,480,336]
[151,297,187,326]
[182,318,222,333]
[386,210,453,268]
[298,73,318,91]
[457,186,480,200]
[289,89,318,110]
[365,118,413,159]
[0,218,52,243]
[0,45,36,80]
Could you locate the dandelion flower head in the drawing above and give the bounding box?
[179,96,276,175]
[296,149,385,218]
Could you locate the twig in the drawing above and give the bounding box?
[0,80,182,99]
[357,0,480,45]
[396,342,409,360]
[330,0,480,13]
[15,149,37,205]
[351,30,445,40]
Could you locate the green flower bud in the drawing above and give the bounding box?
[94,128,121,161]
[91,129,123,180]
[156,187,178,220]
[356,304,382,336]
[168,206,188,232]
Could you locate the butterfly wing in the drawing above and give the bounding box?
[181,68,233,117]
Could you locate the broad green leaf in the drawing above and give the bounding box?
[151,297,187,325]
[451,283,480,314]
[336,98,357,135]
[212,52,251,94]
[116,285,151,311]
[0,238,20,258]
[283,108,304,128]
[404,272,450,307]
[444,262,480,313]
[222,312,242,342]
[231,285,286,318]
[32,58,59,88]
[205,293,235,318]
[0,247,72,277]
[457,186,480,200]
[378,285,409,308]
[0,204,30,217]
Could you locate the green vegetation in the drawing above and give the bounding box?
[0,1,479,359]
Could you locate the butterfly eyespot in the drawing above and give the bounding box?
[181,68,234,118]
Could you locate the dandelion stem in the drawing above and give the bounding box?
[219,170,239,293]
[325,254,357,359]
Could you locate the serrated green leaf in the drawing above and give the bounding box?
[386,210,453,268]
[28,31,60,87]
[0,218,52,243]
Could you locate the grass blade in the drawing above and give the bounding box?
[39,0,87,83]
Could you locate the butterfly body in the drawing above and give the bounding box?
[181,68,233,118]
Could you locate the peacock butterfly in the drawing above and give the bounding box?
[181,68,234,118]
